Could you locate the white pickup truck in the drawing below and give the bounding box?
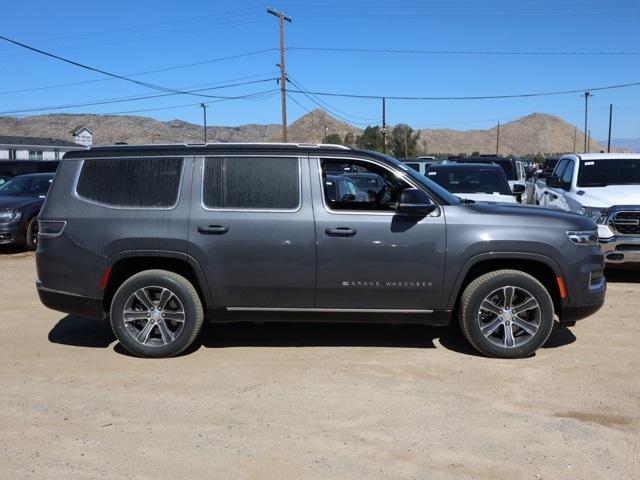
[536,153,640,265]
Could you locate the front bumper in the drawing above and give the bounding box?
[0,223,23,245]
[36,282,105,319]
[600,236,640,264]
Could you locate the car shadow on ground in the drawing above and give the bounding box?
[0,245,31,256]
[48,315,576,358]
[605,268,640,283]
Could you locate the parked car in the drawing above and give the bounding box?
[0,160,59,178]
[342,172,386,199]
[536,153,640,265]
[0,173,54,249]
[426,163,520,203]
[400,158,437,175]
[448,156,527,194]
[36,143,605,359]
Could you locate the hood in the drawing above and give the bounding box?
[459,193,517,204]
[465,202,596,231]
[576,185,640,208]
[0,195,42,210]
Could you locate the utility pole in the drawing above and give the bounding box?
[607,104,613,153]
[587,129,591,152]
[496,121,500,156]
[200,103,208,144]
[581,91,592,153]
[381,97,387,154]
[404,129,408,157]
[267,7,292,142]
[572,125,577,152]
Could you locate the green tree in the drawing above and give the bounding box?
[343,132,355,147]
[471,151,480,157]
[390,124,420,158]
[323,133,343,145]
[356,126,384,151]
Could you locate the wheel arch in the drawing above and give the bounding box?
[102,251,212,313]
[447,253,565,315]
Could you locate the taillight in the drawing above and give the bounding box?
[38,220,67,237]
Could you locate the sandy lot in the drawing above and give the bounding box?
[0,249,638,480]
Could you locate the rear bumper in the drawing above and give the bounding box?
[600,236,640,265]
[36,282,105,319]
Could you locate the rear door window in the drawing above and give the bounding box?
[202,156,300,210]
[76,157,184,208]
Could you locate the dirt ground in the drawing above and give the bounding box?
[0,249,638,480]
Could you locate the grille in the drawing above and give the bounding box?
[612,211,640,235]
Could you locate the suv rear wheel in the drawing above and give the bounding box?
[110,270,204,358]
[459,269,554,358]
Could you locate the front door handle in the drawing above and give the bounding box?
[325,227,357,237]
[198,225,229,235]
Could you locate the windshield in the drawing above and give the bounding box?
[426,169,512,195]
[463,159,515,180]
[0,175,52,197]
[368,152,461,205]
[578,159,640,187]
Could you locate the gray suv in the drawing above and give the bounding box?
[36,143,605,358]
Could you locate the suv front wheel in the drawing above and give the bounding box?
[110,270,204,358]
[459,269,555,358]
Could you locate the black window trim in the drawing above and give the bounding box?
[200,155,303,213]
[73,155,186,210]
[315,155,441,217]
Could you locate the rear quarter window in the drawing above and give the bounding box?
[76,157,184,208]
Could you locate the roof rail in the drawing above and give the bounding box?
[91,142,352,150]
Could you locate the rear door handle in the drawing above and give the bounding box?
[198,225,229,235]
[325,227,357,237]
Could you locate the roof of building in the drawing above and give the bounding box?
[0,135,82,148]
[70,125,94,135]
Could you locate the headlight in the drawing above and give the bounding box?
[567,230,599,245]
[577,207,608,224]
[0,209,21,224]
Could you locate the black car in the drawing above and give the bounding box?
[0,173,54,249]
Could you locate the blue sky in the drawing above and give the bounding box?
[1,0,639,139]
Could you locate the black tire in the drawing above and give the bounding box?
[458,269,554,358]
[25,216,38,251]
[110,270,204,358]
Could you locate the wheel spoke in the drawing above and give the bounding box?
[513,317,539,336]
[157,288,173,310]
[480,300,502,316]
[504,323,516,348]
[136,320,155,344]
[157,320,174,345]
[513,297,539,314]
[162,311,185,323]
[134,289,154,310]
[503,286,514,309]
[123,310,149,322]
[481,317,503,336]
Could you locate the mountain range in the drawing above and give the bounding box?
[0,110,614,155]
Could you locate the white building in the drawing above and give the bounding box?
[0,135,86,161]
[71,125,94,147]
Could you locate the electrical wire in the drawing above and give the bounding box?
[0,78,278,115]
[0,35,273,101]
[289,46,640,56]
[287,80,640,101]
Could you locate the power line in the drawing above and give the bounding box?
[289,46,640,56]
[0,50,278,96]
[286,75,380,123]
[9,89,280,117]
[287,80,640,101]
[0,35,272,101]
[0,78,278,115]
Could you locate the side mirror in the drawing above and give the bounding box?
[546,176,569,190]
[512,184,526,194]
[396,188,436,215]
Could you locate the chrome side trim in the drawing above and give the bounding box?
[226,307,434,313]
